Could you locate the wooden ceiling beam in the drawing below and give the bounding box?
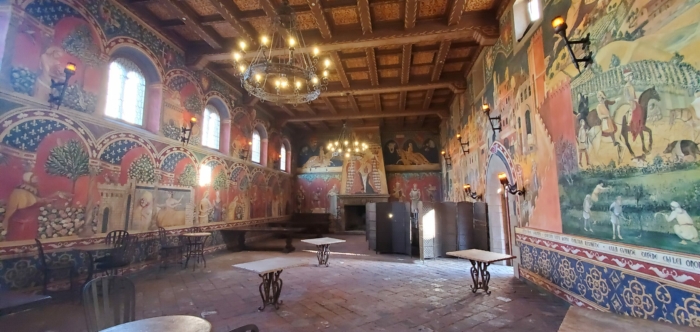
[447,0,468,26]
[196,10,498,64]
[116,0,189,48]
[339,42,477,60]
[374,94,382,112]
[405,0,417,29]
[284,109,448,123]
[322,97,337,114]
[206,0,256,45]
[278,105,297,116]
[432,41,451,81]
[422,89,435,109]
[400,44,412,85]
[156,0,223,49]
[322,79,464,96]
[306,0,333,39]
[358,0,373,34]
[299,103,317,116]
[330,51,351,89]
[366,48,379,86]
[399,91,407,111]
[347,94,360,113]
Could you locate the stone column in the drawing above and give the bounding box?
[260,138,268,167]
[220,119,231,155]
[144,83,163,134]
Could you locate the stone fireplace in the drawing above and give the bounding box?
[335,194,389,232]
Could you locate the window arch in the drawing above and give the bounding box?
[106,58,146,125]
[202,106,221,149]
[251,129,261,163]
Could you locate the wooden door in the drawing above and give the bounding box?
[473,202,490,251]
[456,202,474,250]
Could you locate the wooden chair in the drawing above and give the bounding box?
[95,236,137,276]
[35,239,76,295]
[230,325,259,332]
[158,227,183,268]
[82,276,135,332]
[94,230,129,265]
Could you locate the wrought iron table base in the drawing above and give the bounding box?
[258,270,284,311]
[316,244,331,267]
[469,260,492,295]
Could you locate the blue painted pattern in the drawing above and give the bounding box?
[99,139,139,164]
[1,119,67,152]
[161,152,187,172]
[25,0,82,27]
[519,243,700,326]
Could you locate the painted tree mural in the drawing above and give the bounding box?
[178,164,196,187]
[128,155,156,183]
[44,139,90,193]
[213,171,228,191]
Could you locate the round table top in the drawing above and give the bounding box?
[101,315,211,332]
[182,232,211,237]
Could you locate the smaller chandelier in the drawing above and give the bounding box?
[327,122,368,159]
[230,0,330,105]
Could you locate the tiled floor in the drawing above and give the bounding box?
[0,235,570,332]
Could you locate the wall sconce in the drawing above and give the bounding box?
[456,134,469,154]
[463,184,482,200]
[180,116,197,146]
[552,16,592,73]
[441,149,452,169]
[498,172,525,196]
[482,103,501,133]
[239,141,251,160]
[48,63,77,110]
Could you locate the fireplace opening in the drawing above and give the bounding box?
[344,205,366,231]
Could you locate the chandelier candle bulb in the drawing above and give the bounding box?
[288,37,295,47]
[324,59,331,68]
[233,52,241,61]
[239,41,246,50]
[261,36,268,45]
[313,47,319,56]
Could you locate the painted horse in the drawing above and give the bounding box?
[576,93,623,165]
[613,86,661,157]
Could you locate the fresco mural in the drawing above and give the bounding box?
[442,0,700,324]
[382,132,441,172]
[296,173,341,215]
[387,172,442,206]
[296,135,343,171]
[0,0,292,291]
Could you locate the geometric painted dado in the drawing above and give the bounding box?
[517,227,700,327]
[516,228,700,288]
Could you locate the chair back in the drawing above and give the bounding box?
[105,230,129,247]
[230,324,260,332]
[34,239,48,269]
[116,236,138,265]
[82,276,136,332]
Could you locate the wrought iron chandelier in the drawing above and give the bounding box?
[326,122,368,159]
[230,0,330,105]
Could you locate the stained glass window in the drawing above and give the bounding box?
[202,106,221,149]
[106,58,146,125]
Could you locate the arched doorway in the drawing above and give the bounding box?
[484,144,519,275]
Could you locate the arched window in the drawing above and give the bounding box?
[251,130,261,163]
[280,145,287,171]
[105,58,146,125]
[202,106,221,149]
[525,110,532,135]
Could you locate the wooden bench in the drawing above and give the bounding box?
[220,227,304,253]
[0,291,51,316]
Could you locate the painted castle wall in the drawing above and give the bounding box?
[444,0,700,325]
[0,0,292,290]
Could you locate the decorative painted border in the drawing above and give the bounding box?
[516,227,700,288]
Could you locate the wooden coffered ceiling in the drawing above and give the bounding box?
[118,0,503,132]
